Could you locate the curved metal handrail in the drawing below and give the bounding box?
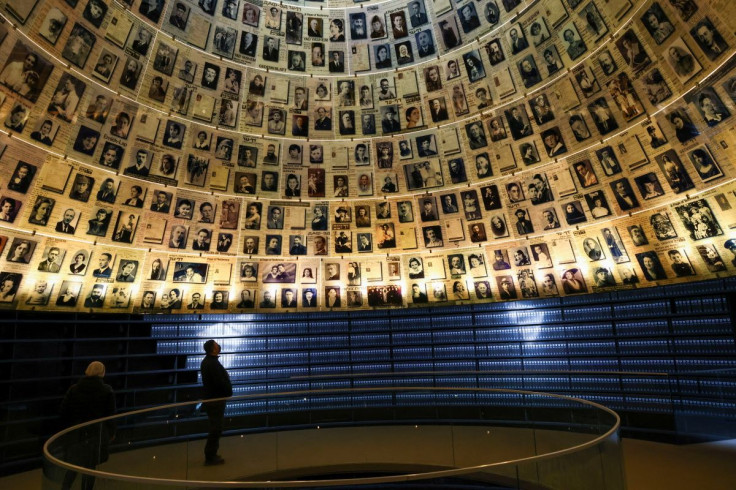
[44,386,620,488]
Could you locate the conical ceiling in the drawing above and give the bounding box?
[0,0,733,311]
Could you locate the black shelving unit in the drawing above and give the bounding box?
[2,277,736,475]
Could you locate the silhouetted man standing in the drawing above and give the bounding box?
[201,339,232,465]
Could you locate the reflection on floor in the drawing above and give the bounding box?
[5,438,736,489]
[622,438,736,490]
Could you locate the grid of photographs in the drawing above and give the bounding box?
[0,0,734,311]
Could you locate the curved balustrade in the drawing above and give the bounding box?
[0,0,732,312]
[43,387,624,488]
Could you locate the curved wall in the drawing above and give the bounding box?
[2,277,736,474]
[0,0,734,311]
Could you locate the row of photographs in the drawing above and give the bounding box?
[0,190,734,310]
[0,119,731,256]
[0,14,729,193]
[0,0,723,132]
[0,0,727,154]
[0,51,733,209]
[1,195,732,282]
[1,173,734,266]
[6,0,546,73]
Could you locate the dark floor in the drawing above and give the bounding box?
[5,438,736,489]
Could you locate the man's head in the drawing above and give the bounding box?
[47,248,60,262]
[204,66,217,83]
[62,209,75,223]
[418,32,430,47]
[697,24,714,46]
[90,285,104,299]
[263,173,275,188]
[171,226,185,241]
[97,253,112,269]
[203,339,220,355]
[544,131,559,148]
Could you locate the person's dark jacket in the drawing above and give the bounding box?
[60,376,116,464]
[201,355,233,400]
[61,376,116,429]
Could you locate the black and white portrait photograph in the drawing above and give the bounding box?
[485,39,505,65]
[641,3,674,45]
[655,149,694,194]
[39,8,67,45]
[690,17,728,61]
[560,21,586,61]
[688,146,723,183]
[172,261,208,283]
[69,173,94,203]
[505,104,533,140]
[239,32,258,57]
[389,11,408,39]
[463,50,486,82]
[349,12,367,40]
[529,94,554,126]
[92,49,118,83]
[574,65,600,97]
[241,3,260,26]
[4,103,29,133]
[128,25,153,56]
[29,118,59,146]
[650,212,678,241]
[587,97,618,135]
[636,251,668,282]
[438,17,461,50]
[616,29,650,72]
[507,23,529,55]
[0,41,54,102]
[169,1,190,30]
[641,68,673,106]
[55,281,81,307]
[61,24,97,68]
[153,43,178,76]
[119,57,142,90]
[7,161,36,194]
[675,199,723,241]
[580,2,607,41]
[528,18,550,47]
[634,172,665,200]
[688,87,730,128]
[597,50,617,76]
[285,11,303,45]
[404,160,444,191]
[518,55,542,88]
[542,46,564,77]
[0,196,20,224]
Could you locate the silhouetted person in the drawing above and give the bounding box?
[60,361,116,490]
[201,339,232,465]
